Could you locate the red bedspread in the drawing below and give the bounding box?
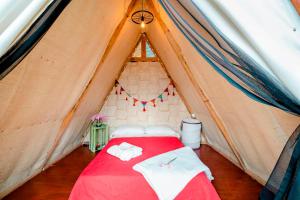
[69,137,220,200]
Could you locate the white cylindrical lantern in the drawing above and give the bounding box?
[181,117,202,149]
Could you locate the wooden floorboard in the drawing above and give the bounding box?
[195,146,262,200]
[4,145,262,200]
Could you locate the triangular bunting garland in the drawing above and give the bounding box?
[114,80,176,112]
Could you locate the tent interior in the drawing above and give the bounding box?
[0,0,300,199]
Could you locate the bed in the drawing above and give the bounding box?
[69,135,220,200]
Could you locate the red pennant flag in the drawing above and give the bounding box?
[150,99,156,107]
[170,81,176,96]
[119,87,125,95]
[133,98,138,106]
[170,81,175,88]
[164,88,170,96]
[115,80,119,87]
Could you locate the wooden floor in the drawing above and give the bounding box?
[195,147,262,200]
[4,145,262,200]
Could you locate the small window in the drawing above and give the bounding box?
[146,41,155,57]
[130,34,158,62]
[132,40,142,57]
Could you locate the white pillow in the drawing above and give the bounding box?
[144,125,180,138]
[110,125,145,138]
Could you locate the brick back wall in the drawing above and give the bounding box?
[100,62,190,133]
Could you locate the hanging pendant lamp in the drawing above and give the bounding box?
[131,0,154,28]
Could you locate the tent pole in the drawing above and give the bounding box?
[148,0,246,170]
[80,34,142,143]
[115,35,143,80]
[42,0,137,170]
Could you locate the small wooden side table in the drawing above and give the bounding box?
[89,123,109,153]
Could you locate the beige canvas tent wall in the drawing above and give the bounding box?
[0,0,299,198]
[146,1,300,182]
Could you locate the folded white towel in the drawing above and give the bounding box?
[133,146,213,200]
[107,142,142,161]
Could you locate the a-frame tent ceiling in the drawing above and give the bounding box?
[0,0,299,198]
